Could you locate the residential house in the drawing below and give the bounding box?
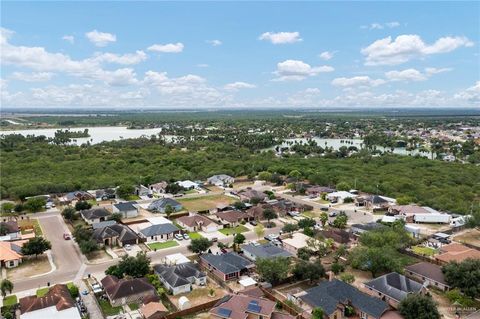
[63,190,95,203]
[176,213,220,233]
[135,185,151,197]
[101,275,157,307]
[80,207,111,225]
[215,210,248,227]
[268,199,304,217]
[138,223,180,243]
[238,188,267,203]
[200,252,254,281]
[148,198,183,213]
[92,220,117,230]
[0,221,21,241]
[154,262,206,295]
[207,174,235,187]
[112,201,139,219]
[0,242,23,268]
[298,279,390,319]
[364,272,426,308]
[319,228,351,245]
[388,205,450,223]
[176,180,200,190]
[282,233,310,254]
[95,188,116,201]
[435,243,480,264]
[92,223,139,247]
[306,186,336,196]
[351,223,386,235]
[149,182,168,195]
[242,243,292,261]
[326,191,357,203]
[365,195,396,210]
[19,284,81,319]
[140,301,168,319]
[245,205,264,221]
[210,294,295,319]
[405,262,450,291]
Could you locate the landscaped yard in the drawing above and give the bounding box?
[412,245,437,257]
[218,225,248,236]
[98,299,122,316]
[188,232,203,239]
[128,303,139,310]
[36,287,49,297]
[148,241,179,250]
[177,194,235,211]
[3,295,17,306]
[18,218,43,236]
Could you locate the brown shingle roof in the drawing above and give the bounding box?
[215,210,246,223]
[210,294,276,319]
[436,243,480,263]
[101,275,156,300]
[405,262,448,285]
[140,301,168,319]
[176,214,214,228]
[20,284,75,314]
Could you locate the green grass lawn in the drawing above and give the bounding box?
[218,225,249,236]
[3,295,17,306]
[98,299,122,316]
[128,303,139,310]
[412,245,437,257]
[36,287,49,297]
[188,232,203,239]
[148,240,179,250]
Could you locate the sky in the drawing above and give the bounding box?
[1,1,479,109]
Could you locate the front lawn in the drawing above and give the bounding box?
[3,295,17,306]
[412,245,437,257]
[18,219,43,236]
[188,232,203,239]
[128,303,139,310]
[36,287,49,297]
[148,241,179,250]
[218,225,249,236]
[98,299,122,316]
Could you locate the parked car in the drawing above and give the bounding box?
[320,207,328,212]
[174,234,184,240]
[249,220,258,226]
[268,234,279,240]
[63,233,71,240]
[287,211,299,217]
[211,237,218,242]
[272,239,282,246]
[124,244,132,251]
[183,233,190,240]
[329,211,338,217]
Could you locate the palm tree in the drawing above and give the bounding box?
[0,279,14,298]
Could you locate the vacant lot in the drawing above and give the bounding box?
[18,218,43,236]
[178,195,235,212]
[148,241,179,250]
[7,255,51,279]
[218,225,248,236]
[453,229,480,248]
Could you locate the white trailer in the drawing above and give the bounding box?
[414,213,451,224]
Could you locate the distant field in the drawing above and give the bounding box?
[178,194,235,211]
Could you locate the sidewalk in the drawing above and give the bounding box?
[77,279,103,319]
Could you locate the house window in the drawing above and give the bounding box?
[9,261,14,267]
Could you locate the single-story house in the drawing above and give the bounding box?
[242,242,292,261]
[147,198,183,213]
[299,279,390,319]
[95,188,116,201]
[210,294,295,319]
[135,185,151,197]
[176,180,200,190]
[282,233,310,254]
[326,191,357,203]
[200,252,254,281]
[215,210,248,226]
[138,223,180,243]
[19,284,81,319]
[207,174,235,187]
[176,214,220,233]
[268,199,304,217]
[364,272,426,308]
[112,201,139,218]
[388,205,450,223]
[405,262,450,291]
[154,262,206,295]
[80,207,111,224]
[238,188,268,203]
[0,221,21,241]
[149,182,168,194]
[140,301,168,319]
[435,243,480,264]
[357,195,396,210]
[0,241,23,268]
[62,190,95,203]
[92,224,139,247]
[92,220,117,230]
[245,205,264,220]
[101,275,157,307]
[306,186,336,196]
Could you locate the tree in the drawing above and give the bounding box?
[332,215,348,229]
[233,201,246,210]
[263,208,277,224]
[233,233,246,250]
[105,252,151,278]
[442,259,480,298]
[311,307,325,319]
[303,227,315,237]
[336,181,351,191]
[79,239,98,254]
[319,212,328,226]
[24,197,46,213]
[293,260,325,283]
[165,183,185,195]
[298,218,316,229]
[256,257,290,284]
[288,170,302,181]
[360,226,412,249]
[349,246,401,277]
[75,201,91,211]
[164,204,174,218]
[254,224,265,239]
[62,206,77,222]
[21,237,51,258]
[0,279,14,298]
[340,273,355,284]
[282,223,299,233]
[331,262,345,274]
[1,203,14,215]
[0,224,10,236]
[306,238,328,257]
[297,247,313,260]
[117,184,134,199]
[188,238,212,254]
[14,203,24,213]
[398,294,440,319]
[258,171,272,181]
[108,213,123,222]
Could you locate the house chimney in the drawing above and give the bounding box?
[327,271,334,282]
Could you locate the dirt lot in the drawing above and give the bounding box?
[168,283,226,308]
[453,228,480,248]
[7,255,51,279]
[177,195,235,211]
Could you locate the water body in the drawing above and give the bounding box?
[0,126,176,145]
[269,137,432,158]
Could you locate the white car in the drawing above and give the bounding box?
[175,234,184,241]
[124,244,132,251]
[268,234,279,240]
[183,233,190,240]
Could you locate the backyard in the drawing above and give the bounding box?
[148,240,179,250]
[177,194,235,212]
[218,225,249,236]
[98,299,122,316]
[411,245,437,257]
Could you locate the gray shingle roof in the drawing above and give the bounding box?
[92,224,138,244]
[114,201,137,212]
[242,243,292,259]
[154,262,205,288]
[300,279,389,318]
[140,223,179,237]
[364,272,424,302]
[81,207,111,220]
[201,252,253,274]
[404,262,448,286]
[148,198,182,211]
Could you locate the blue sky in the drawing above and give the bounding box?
[1,1,479,108]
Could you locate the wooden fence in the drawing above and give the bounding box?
[161,298,222,319]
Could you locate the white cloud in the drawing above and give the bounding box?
[224,81,256,91]
[454,81,480,103]
[11,72,54,82]
[362,34,474,65]
[147,43,184,53]
[332,76,385,87]
[273,60,334,81]
[0,27,14,45]
[85,30,116,47]
[424,67,452,76]
[319,51,335,60]
[361,22,401,30]
[92,51,147,65]
[386,21,401,28]
[385,69,427,82]
[197,64,209,68]
[259,32,302,44]
[62,35,75,44]
[206,39,222,46]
